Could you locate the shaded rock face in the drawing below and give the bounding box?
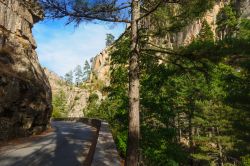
[0,0,52,140]
[239,0,250,18]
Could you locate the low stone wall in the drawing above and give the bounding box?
[91,121,120,166]
[52,118,120,166]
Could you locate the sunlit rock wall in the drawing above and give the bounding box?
[0,0,52,140]
[149,0,250,48]
[90,46,111,86]
[44,68,89,118]
[149,1,227,48]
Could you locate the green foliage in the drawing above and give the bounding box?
[110,34,130,65]
[115,131,127,157]
[52,90,68,118]
[65,61,91,86]
[89,77,105,92]
[241,155,250,166]
[106,33,115,46]
[85,94,128,156]
[74,65,83,86]
[238,19,250,40]
[64,70,73,85]
[150,0,215,35]
[197,20,214,42]
[88,93,99,103]
[99,22,250,165]
[83,60,91,81]
[216,5,238,39]
[84,1,250,165]
[40,0,130,26]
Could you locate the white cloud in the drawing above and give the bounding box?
[33,20,125,76]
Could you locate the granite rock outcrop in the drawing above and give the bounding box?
[89,46,111,86]
[0,0,52,140]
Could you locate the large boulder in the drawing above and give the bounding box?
[0,0,52,140]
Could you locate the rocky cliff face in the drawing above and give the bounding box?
[236,0,250,18]
[44,69,89,117]
[0,0,52,140]
[154,0,250,47]
[89,47,111,86]
[153,1,226,48]
[90,1,250,85]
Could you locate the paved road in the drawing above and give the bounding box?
[0,121,96,166]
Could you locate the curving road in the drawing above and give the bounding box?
[0,121,96,166]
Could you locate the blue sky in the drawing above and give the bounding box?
[33,18,126,76]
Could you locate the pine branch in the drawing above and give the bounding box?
[40,0,131,23]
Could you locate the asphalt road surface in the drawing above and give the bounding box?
[0,121,96,166]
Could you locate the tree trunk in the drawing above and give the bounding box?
[218,142,224,166]
[178,113,182,143]
[188,110,194,166]
[125,0,140,166]
[217,127,224,166]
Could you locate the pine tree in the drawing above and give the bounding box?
[216,5,238,39]
[83,60,91,81]
[64,70,73,85]
[106,33,115,46]
[74,65,83,86]
[198,20,214,42]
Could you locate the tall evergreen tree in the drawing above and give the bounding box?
[216,5,238,39]
[106,33,115,46]
[198,20,214,42]
[74,65,83,86]
[83,60,91,81]
[64,70,73,85]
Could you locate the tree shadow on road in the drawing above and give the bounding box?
[0,121,96,166]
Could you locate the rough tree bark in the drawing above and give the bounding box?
[126,0,140,165]
[188,109,194,166]
[216,127,224,166]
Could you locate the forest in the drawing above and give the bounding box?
[39,0,250,165]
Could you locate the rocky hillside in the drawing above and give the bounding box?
[44,68,89,118]
[0,0,52,140]
[151,0,250,47]
[89,0,250,84]
[89,2,225,85]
